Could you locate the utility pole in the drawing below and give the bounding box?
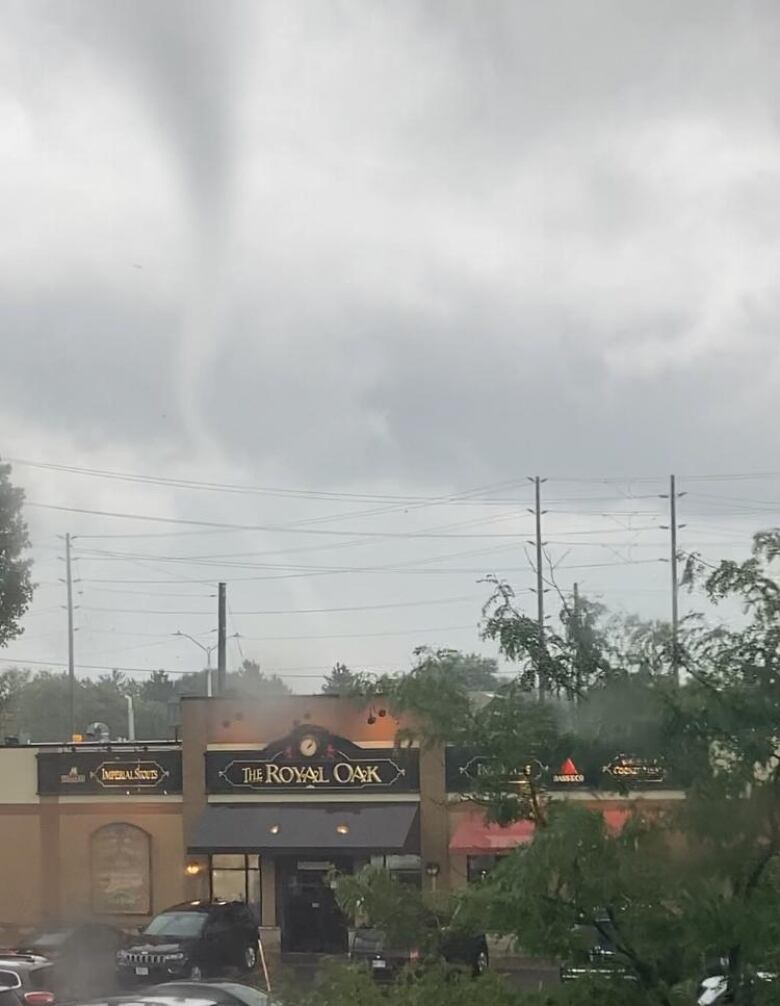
[217,582,227,695]
[65,532,76,740]
[572,581,582,697]
[669,475,680,683]
[661,475,686,684]
[528,477,547,697]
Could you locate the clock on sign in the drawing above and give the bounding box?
[299,735,319,758]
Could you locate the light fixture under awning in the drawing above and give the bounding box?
[189,802,419,854]
[449,807,631,855]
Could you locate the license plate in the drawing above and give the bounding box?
[371,960,387,970]
[135,967,149,976]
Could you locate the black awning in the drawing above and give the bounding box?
[189,802,419,854]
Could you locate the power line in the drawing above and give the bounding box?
[0,654,461,680]
[86,587,217,599]
[236,623,478,642]
[29,500,534,539]
[77,628,216,639]
[0,655,200,675]
[71,524,663,563]
[77,592,484,616]
[70,555,661,586]
[12,457,528,506]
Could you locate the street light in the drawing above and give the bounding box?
[174,631,217,697]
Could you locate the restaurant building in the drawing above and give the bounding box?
[0,693,681,955]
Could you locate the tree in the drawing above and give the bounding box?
[0,461,33,646]
[0,667,29,738]
[320,534,780,1003]
[410,647,501,691]
[226,658,292,697]
[137,669,176,704]
[606,614,677,680]
[322,662,374,696]
[481,576,677,698]
[480,578,606,697]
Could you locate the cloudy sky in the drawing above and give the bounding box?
[2,0,780,691]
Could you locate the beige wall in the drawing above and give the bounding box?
[56,805,185,923]
[0,749,39,803]
[0,809,41,928]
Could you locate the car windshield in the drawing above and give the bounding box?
[211,983,270,1006]
[143,913,207,939]
[154,984,270,1006]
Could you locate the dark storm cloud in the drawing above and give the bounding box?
[2,0,780,485]
[204,284,772,484]
[0,290,183,449]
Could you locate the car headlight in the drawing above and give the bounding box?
[117,950,129,962]
[166,953,186,961]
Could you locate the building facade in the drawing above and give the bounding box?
[0,694,680,954]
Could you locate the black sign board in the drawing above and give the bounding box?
[37,750,182,796]
[207,726,419,794]
[445,749,543,791]
[602,754,666,786]
[446,747,668,793]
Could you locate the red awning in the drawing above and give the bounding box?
[603,808,631,834]
[449,812,535,854]
[449,807,631,855]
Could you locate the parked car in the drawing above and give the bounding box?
[16,923,127,1000]
[117,902,259,985]
[350,924,489,982]
[697,968,776,1004]
[148,981,274,1006]
[560,950,636,985]
[68,995,253,1006]
[0,954,56,1006]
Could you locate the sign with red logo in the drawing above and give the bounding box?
[552,757,585,784]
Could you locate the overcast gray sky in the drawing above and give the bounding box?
[2,0,780,691]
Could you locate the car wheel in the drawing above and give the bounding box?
[473,949,489,978]
[188,965,204,980]
[243,944,258,971]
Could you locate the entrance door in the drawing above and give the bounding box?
[278,857,351,954]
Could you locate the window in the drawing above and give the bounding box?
[370,853,422,888]
[467,854,503,882]
[91,823,151,915]
[210,854,261,916]
[0,972,21,992]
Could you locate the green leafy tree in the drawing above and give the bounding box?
[227,658,291,697]
[137,669,176,704]
[480,578,610,698]
[606,615,677,680]
[394,532,780,1004]
[410,648,501,691]
[0,461,33,646]
[0,666,29,738]
[322,662,374,696]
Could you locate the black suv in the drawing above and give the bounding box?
[350,925,489,982]
[116,902,259,985]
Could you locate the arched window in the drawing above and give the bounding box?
[91,823,151,915]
